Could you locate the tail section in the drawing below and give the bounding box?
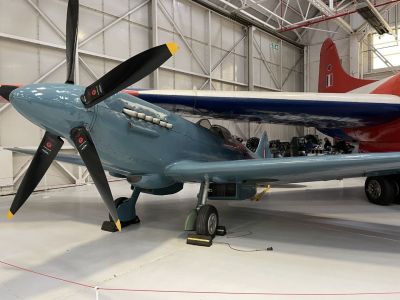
[255,131,272,159]
[318,38,375,93]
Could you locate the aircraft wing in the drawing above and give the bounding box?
[164,153,400,184]
[128,89,400,128]
[6,147,85,166]
[7,148,132,177]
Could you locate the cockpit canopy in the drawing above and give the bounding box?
[197,119,233,142]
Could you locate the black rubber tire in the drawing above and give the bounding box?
[196,205,219,237]
[388,175,400,204]
[365,177,395,206]
[108,197,128,222]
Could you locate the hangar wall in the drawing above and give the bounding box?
[0,0,304,194]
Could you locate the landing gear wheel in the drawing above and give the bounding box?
[365,177,395,206]
[388,175,400,204]
[196,204,218,237]
[108,197,140,227]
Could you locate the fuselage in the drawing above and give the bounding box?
[10,83,250,189]
[333,74,400,152]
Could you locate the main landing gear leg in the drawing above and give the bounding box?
[186,178,226,246]
[101,186,141,232]
[184,181,206,231]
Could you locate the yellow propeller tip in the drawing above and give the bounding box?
[7,211,14,220]
[115,220,122,232]
[167,42,179,55]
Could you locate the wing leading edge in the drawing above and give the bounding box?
[130,90,400,128]
[165,152,400,184]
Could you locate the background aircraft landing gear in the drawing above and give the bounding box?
[101,186,141,232]
[365,176,398,205]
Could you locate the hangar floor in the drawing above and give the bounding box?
[1,179,400,300]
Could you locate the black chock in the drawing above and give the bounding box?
[101,216,140,232]
[216,225,226,236]
[101,221,118,232]
[186,234,213,247]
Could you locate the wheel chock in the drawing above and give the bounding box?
[216,225,226,236]
[101,216,140,232]
[186,234,213,247]
[101,221,119,232]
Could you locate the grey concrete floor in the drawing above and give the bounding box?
[1,179,400,299]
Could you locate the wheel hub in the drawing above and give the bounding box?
[208,213,217,235]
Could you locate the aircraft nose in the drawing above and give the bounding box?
[9,84,92,137]
[10,86,50,124]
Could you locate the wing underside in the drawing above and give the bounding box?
[165,153,400,184]
[7,147,85,166]
[129,90,400,128]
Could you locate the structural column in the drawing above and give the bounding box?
[349,34,360,78]
[151,0,159,88]
[248,26,254,91]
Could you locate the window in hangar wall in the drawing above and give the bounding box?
[372,31,400,70]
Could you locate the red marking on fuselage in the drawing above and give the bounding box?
[371,73,400,96]
[359,142,400,153]
[123,90,139,97]
[344,117,400,144]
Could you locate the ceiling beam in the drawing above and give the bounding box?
[307,0,354,34]
[362,0,394,36]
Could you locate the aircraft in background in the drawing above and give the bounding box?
[2,1,400,238]
[129,38,400,154]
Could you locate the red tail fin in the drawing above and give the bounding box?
[318,38,375,93]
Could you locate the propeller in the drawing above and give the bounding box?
[65,0,79,84]
[70,127,121,231]
[7,0,178,231]
[8,132,64,219]
[0,85,19,102]
[81,42,178,108]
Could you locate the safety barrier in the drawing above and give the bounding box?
[2,260,400,299]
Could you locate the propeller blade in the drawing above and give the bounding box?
[70,127,121,231]
[0,85,19,102]
[65,0,79,84]
[8,132,64,219]
[81,42,179,108]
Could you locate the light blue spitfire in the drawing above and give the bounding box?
[3,0,400,238]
